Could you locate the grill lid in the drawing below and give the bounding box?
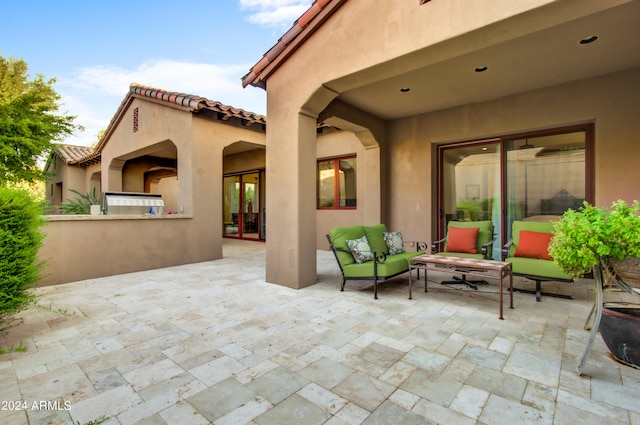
[103,192,164,208]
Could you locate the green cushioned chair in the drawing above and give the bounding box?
[502,220,573,302]
[431,220,495,289]
[327,224,425,299]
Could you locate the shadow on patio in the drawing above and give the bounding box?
[1,239,639,424]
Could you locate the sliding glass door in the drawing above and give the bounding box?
[223,171,265,240]
[437,125,593,254]
[504,131,588,240]
[438,141,502,258]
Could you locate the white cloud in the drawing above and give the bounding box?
[66,60,255,99]
[51,0,319,147]
[240,0,312,29]
[56,59,267,146]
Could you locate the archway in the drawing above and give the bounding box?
[223,141,266,241]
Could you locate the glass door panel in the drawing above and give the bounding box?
[318,160,335,208]
[223,176,240,238]
[242,172,260,239]
[223,172,264,240]
[505,131,586,240]
[339,158,357,207]
[438,127,591,253]
[440,142,501,259]
[259,170,266,240]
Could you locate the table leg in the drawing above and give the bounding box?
[499,273,504,320]
[509,271,513,309]
[409,266,413,300]
[424,266,428,293]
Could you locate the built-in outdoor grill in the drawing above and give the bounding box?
[102,191,164,215]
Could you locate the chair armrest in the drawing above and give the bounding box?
[481,237,497,259]
[373,251,387,263]
[404,240,428,252]
[431,237,446,254]
[502,239,513,261]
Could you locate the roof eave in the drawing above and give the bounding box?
[95,83,266,152]
[242,0,347,89]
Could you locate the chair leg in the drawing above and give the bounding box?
[374,277,378,300]
[512,279,573,302]
[441,274,487,290]
[340,275,346,291]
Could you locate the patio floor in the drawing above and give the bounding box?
[1,239,639,425]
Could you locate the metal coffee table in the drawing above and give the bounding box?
[409,254,513,320]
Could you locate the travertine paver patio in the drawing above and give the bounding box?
[1,239,639,424]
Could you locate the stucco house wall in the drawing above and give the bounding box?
[223,148,265,174]
[39,215,195,286]
[41,0,638,287]
[243,0,640,289]
[39,89,268,285]
[45,156,90,212]
[41,83,372,285]
[386,67,640,245]
[315,129,369,249]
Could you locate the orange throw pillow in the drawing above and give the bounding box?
[514,230,554,260]
[445,227,479,254]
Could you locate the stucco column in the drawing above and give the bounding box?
[189,120,222,260]
[265,111,317,289]
[106,158,125,192]
[362,144,382,225]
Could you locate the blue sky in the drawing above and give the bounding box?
[1,0,313,146]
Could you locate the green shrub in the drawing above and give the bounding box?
[0,187,45,320]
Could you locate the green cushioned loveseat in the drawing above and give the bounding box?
[502,220,573,301]
[327,224,426,299]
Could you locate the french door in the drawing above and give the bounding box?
[223,171,265,240]
[436,125,593,258]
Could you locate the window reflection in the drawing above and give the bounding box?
[318,156,357,209]
[506,132,585,224]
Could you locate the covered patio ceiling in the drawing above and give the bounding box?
[331,1,640,120]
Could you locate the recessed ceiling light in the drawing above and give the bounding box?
[400,87,411,92]
[579,35,598,45]
[475,66,488,73]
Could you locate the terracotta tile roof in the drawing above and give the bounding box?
[242,0,346,89]
[74,83,267,166]
[53,144,99,166]
[53,80,329,168]
[129,84,266,125]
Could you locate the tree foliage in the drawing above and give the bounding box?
[0,56,82,185]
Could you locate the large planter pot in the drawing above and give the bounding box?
[599,305,640,369]
[609,257,640,288]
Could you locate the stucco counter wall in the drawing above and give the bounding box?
[38,214,218,286]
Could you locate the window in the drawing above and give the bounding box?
[436,124,593,258]
[318,156,357,209]
[505,131,589,224]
